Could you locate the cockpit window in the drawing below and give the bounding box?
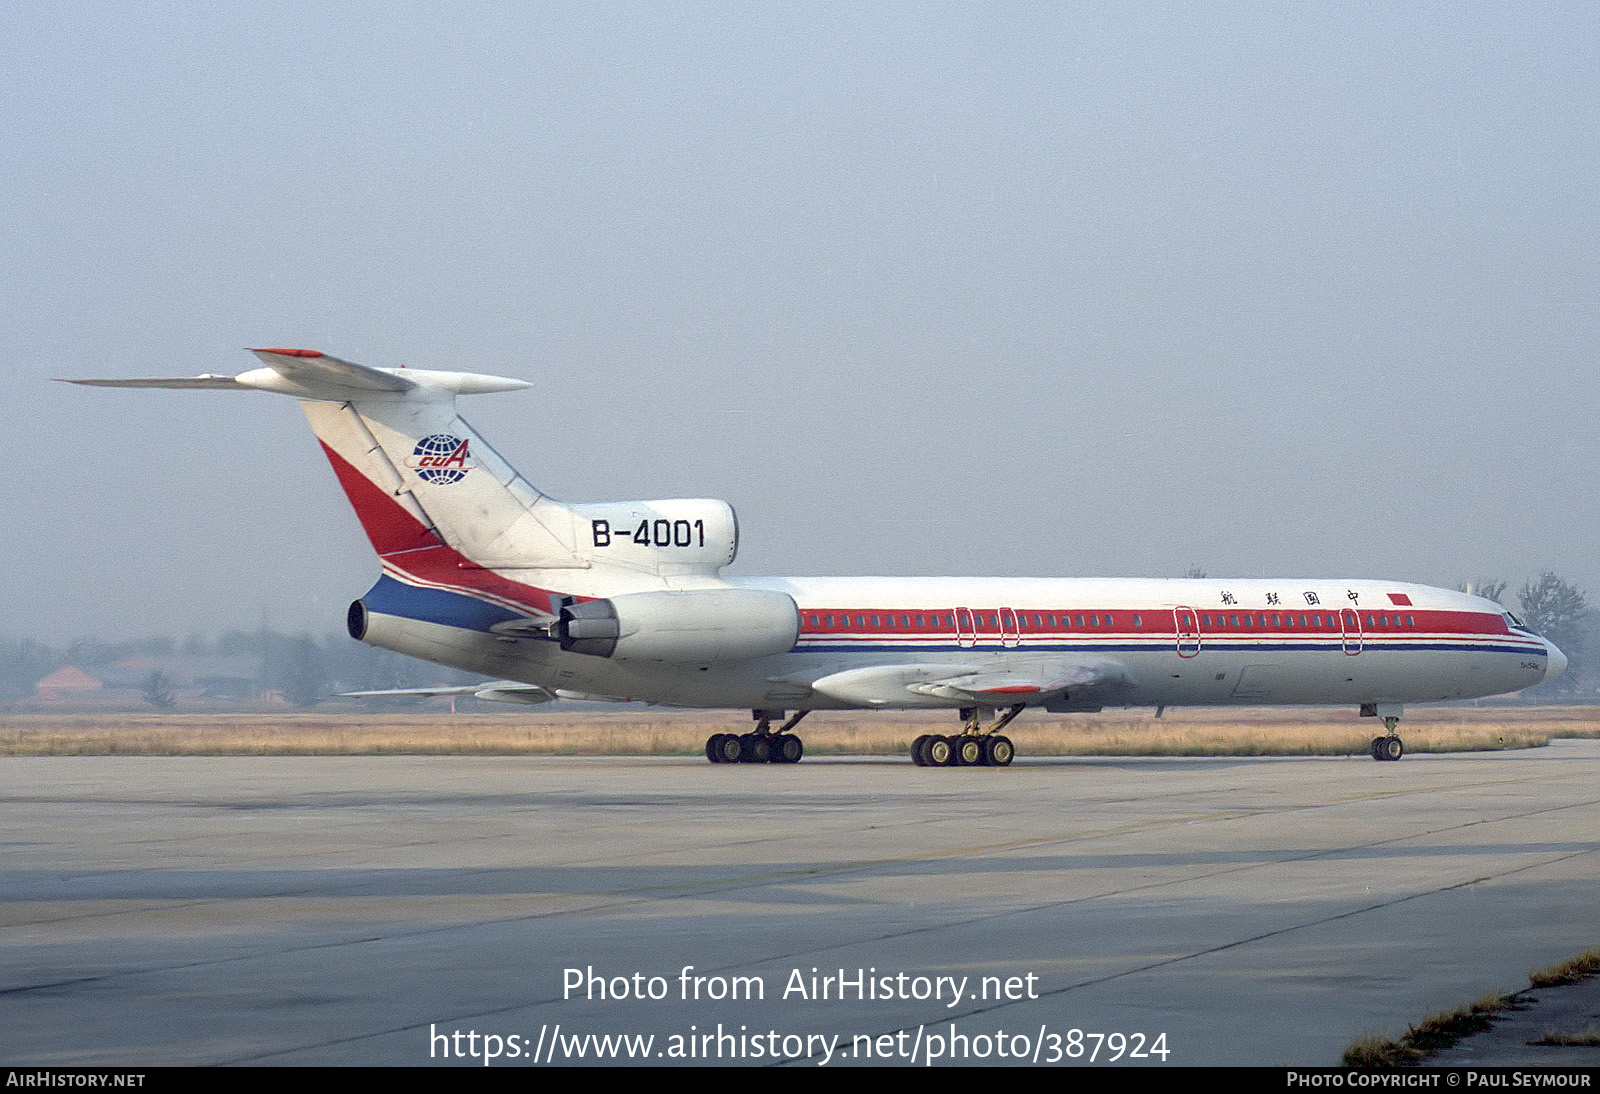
[1504,612,1529,631]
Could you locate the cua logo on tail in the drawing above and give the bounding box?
[404,434,474,484]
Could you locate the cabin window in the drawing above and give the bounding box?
[1406,615,1414,627]
[1133,615,1142,627]
[1075,614,1084,627]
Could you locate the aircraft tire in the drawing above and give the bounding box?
[773,735,804,764]
[911,734,932,766]
[1369,737,1384,761]
[740,733,771,763]
[957,736,984,766]
[706,735,725,763]
[1380,736,1404,762]
[926,736,954,767]
[714,734,743,764]
[984,736,1015,766]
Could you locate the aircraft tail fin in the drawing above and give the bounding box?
[66,349,588,571]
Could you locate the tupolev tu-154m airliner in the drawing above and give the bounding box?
[70,349,1566,766]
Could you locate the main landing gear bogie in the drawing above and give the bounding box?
[911,703,1024,768]
[911,732,1015,767]
[705,711,808,765]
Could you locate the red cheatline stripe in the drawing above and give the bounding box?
[316,442,569,616]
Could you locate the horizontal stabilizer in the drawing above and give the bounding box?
[63,375,243,389]
[62,348,531,401]
[249,348,415,392]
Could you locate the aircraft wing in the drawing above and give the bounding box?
[906,663,1117,703]
[489,614,558,638]
[340,681,556,705]
[804,659,1128,707]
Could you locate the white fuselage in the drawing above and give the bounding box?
[359,573,1556,712]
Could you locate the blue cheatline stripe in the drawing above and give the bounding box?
[361,574,525,632]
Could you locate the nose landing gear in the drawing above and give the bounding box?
[1364,708,1405,762]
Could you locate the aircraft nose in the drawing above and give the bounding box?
[1544,641,1568,683]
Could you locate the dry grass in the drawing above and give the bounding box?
[0,705,1593,757]
[1529,948,1600,988]
[1344,993,1515,1067]
[1345,946,1600,1066]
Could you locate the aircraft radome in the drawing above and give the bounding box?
[69,349,1566,766]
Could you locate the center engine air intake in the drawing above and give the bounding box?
[559,588,799,662]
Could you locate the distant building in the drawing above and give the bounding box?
[34,666,105,704]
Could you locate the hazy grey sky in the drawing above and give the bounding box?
[5,2,1597,643]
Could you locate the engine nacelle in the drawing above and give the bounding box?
[559,588,799,662]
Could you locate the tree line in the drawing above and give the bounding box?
[0,629,482,709]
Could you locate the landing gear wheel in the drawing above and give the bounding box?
[957,736,984,766]
[1379,736,1404,762]
[925,735,955,767]
[1369,737,1385,761]
[773,735,804,764]
[714,733,743,764]
[739,733,770,763]
[911,734,933,766]
[984,736,1015,766]
[707,735,726,763]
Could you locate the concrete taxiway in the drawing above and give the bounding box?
[5,741,1600,1066]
